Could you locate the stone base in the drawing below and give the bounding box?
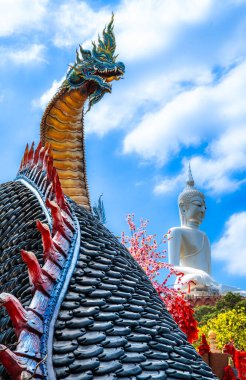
[185,294,221,308]
[201,353,232,379]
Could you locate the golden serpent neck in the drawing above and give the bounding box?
[40,87,91,210]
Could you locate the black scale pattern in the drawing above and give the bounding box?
[0,181,47,379]
[53,204,218,380]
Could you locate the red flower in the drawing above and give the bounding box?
[122,215,199,343]
[222,365,237,380]
[198,334,210,356]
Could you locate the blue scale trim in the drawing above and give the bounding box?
[15,173,52,230]
[15,172,80,379]
[40,205,79,379]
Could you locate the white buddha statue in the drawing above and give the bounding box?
[168,165,219,295]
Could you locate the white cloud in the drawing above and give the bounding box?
[50,0,212,60]
[212,212,246,275]
[154,123,246,196]
[123,85,214,163]
[124,59,246,194]
[32,77,65,109]
[0,44,46,65]
[154,173,184,195]
[189,128,246,194]
[116,0,212,61]
[86,64,213,136]
[0,0,48,36]
[0,0,215,59]
[52,1,109,48]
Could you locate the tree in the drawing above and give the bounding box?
[194,292,246,328]
[235,299,246,309]
[194,305,218,326]
[199,308,246,350]
[122,214,198,343]
[216,292,242,312]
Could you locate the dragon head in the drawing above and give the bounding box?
[65,14,125,111]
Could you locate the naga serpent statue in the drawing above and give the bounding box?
[0,16,217,380]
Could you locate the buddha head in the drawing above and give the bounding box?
[178,165,206,227]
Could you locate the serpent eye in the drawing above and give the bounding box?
[99,54,107,61]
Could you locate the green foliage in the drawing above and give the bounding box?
[194,305,215,320]
[199,307,246,350]
[194,293,246,327]
[235,299,246,309]
[216,292,242,312]
[194,305,218,326]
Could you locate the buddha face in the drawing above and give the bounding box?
[180,196,206,227]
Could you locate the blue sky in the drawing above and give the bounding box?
[0,0,246,291]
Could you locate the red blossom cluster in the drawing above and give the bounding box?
[223,341,236,359]
[223,341,246,380]
[222,365,237,380]
[198,334,210,356]
[122,214,198,343]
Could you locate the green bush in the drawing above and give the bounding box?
[199,308,246,350]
